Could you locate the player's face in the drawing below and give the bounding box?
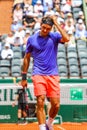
[40,23,52,37]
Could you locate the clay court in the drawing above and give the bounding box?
[0,122,87,130]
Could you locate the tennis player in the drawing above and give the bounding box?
[21,15,69,130]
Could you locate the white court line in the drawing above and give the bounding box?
[57,126,66,130]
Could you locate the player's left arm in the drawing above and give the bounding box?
[51,15,70,43]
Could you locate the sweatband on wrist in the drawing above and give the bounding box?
[22,72,27,80]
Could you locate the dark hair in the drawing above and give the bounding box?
[41,16,54,26]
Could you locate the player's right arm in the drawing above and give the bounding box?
[21,52,31,88]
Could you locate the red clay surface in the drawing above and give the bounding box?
[0,122,87,130]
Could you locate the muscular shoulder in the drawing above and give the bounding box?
[27,33,38,46]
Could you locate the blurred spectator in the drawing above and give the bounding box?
[66,30,76,47]
[5,31,14,48]
[53,1,60,12]
[77,11,85,22]
[76,19,86,31]
[17,27,25,38]
[61,0,71,14]
[71,0,82,8]
[12,1,23,12]
[53,2,64,18]
[66,0,72,6]
[23,4,34,19]
[20,0,32,9]
[12,33,23,49]
[44,6,54,16]
[43,1,49,14]
[64,19,75,33]
[11,19,22,34]
[65,12,75,26]
[1,43,13,60]
[33,0,43,17]
[13,0,23,7]
[13,3,23,23]
[53,0,60,6]
[22,12,36,31]
[23,4,30,15]
[43,0,53,8]
[75,21,87,41]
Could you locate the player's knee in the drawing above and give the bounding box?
[52,102,60,111]
[37,96,45,107]
[37,101,44,109]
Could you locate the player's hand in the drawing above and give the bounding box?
[21,80,28,88]
[49,15,58,24]
[12,102,15,107]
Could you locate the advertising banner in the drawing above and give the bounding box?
[0,81,87,123]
